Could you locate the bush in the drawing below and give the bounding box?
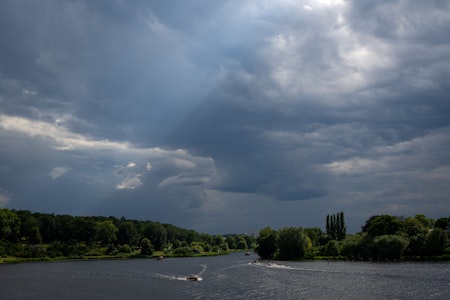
[277,227,307,260]
[373,235,408,260]
[107,244,119,255]
[140,238,154,256]
[427,228,448,255]
[173,246,193,257]
[324,240,340,257]
[340,234,363,259]
[119,244,132,253]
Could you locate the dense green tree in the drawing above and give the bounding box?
[244,235,255,249]
[405,233,428,256]
[200,233,213,246]
[29,226,42,245]
[362,215,403,237]
[117,221,140,246]
[434,217,449,230]
[414,214,434,229]
[373,235,408,260]
[326,212,346,241]
[255,227,277,259]
[236,236,248,249]
[340,234,363,259]
[225,235,237,249]
[37,214,59,243]
[277,227,307,260]
[0,209,20,242]
[57,215,77,242]
[95,220,118,245]
[143,223,167,251]
[140,238,154,256]
[324,239,340,257]
[403,217,427,236]
[19,213,41,241]
[304,227,322,246]
[213,234,224,246]
[427,228,448,255]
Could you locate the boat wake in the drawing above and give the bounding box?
[198,264,207,276]
[249,261,294,270]
[150,264,206,282]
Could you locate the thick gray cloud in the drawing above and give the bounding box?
[1,0,449,233]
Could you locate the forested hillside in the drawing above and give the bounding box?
[0,208,254,262]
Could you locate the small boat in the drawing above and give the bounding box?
[245,252,250,256]
[186,274,199,281]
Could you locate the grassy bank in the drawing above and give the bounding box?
[0,249,231,264]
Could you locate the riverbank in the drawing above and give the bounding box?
[0,249,233,264]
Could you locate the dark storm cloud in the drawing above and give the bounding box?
[1,0,449,233]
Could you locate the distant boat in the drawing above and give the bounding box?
[245,252,250,256]
[157,256,164,260]
[186,274,199,281]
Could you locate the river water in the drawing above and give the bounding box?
[0,252,449,299]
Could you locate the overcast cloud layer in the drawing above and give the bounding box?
[1,0,449,234]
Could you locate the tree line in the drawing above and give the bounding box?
[0,208,255,260]
[256,212,450,261]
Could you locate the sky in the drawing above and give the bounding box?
[1,0,450,234]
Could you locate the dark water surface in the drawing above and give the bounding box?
[1,252,449,299]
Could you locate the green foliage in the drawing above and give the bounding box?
[143,223,167,251]
[255,227,278,259]
[427,228,448,255]
[0,208,448,262]
[326,212,346,241]
[324,240,340,257]
[95,220,118,245]
[190,242,206,253]
[340,234,363,259]
[213,235,224,246]
[362,215,403,237]
[235,236,248,249]
[117,221,140,247]
[403,217,427,236]
[434,217,449,230]
[304,227,322,246]
[225,235,237,249]
[29,226,42,245]
[0,209,20,241]
[373,235,408,260]
[172,246,193,257]
[413,214,434,228]
[140,238,154,256]
[406,233,428,256]
[38,214,59,243]
[277,227,307,260]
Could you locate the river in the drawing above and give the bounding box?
[0,252,449,299]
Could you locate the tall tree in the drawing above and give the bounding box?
[95,220,118,245]
[362,215,403,237]
[0,209,20,242]
[143,223,167,251]
[326,212,346,241]
[117,221,140,246]
[427,228,448,255]
[277,227,307,260]
[255,227,277,259]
